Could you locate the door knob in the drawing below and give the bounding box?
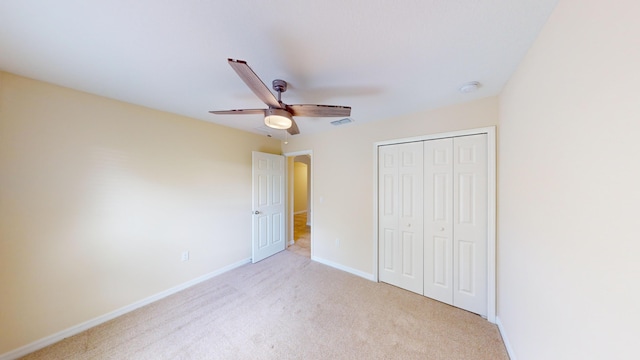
[253,210,261,215]
[440,227,445,231]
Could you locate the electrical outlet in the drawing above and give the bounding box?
[181,251,189,261]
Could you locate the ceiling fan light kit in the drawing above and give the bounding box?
[264,108,293,129]
[210,58,351,135]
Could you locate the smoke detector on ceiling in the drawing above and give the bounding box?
[459,81,481,93]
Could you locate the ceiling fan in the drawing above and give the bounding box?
[209,58,351,135]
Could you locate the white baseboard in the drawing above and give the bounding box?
[495,316,516,360]
[311,256,376,282]
[0,258,251,360]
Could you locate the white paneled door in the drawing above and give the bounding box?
[378,142,424,295]
[252,151,286,263]
[379,133,488,317]
[424,138,454,305]
[452,134,487,315]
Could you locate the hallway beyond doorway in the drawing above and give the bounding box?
[288,212,310,257]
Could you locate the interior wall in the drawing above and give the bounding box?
[497,0,640,358]
[293,162,308,213]
[0,72,281,354]
[284,96,498,275]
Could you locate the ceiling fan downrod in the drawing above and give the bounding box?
[272,79,287,103]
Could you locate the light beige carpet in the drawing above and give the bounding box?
[21,251,508,359]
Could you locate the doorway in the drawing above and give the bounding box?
[286,152,312,258]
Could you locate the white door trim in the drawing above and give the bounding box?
[372,126,496,323]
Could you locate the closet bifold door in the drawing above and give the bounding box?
[423,134,488,317]
[452,134,487,316]
[378,142,424,295]
[423,138,454,304]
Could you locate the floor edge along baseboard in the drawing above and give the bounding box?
[312,256,375,282]
[495,316,517,360]
[0,258,251,360]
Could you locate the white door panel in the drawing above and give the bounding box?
[424,138,454,304]
[452,134,487,316]
[379,145,399,276]
[252,151,286,263]
[378,142,424,294]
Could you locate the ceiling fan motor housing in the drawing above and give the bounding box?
[272,79,287,93]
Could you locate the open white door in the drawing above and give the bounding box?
[252,151,286,263]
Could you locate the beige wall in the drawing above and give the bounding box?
[497,0,640,358]
[0,72,281,353]
[293,162,308,213]
[284,97,498,274]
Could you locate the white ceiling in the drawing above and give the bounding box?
[0,0,558,138]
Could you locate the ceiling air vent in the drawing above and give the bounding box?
[330,118,354,126]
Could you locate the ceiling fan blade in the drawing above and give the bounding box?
[287,119,300,135]
[209,109,266,115]
[287,104,351,117]
[228,59,281,109]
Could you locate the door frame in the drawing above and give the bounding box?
[284,149,313,257]
[373,126,496,323]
